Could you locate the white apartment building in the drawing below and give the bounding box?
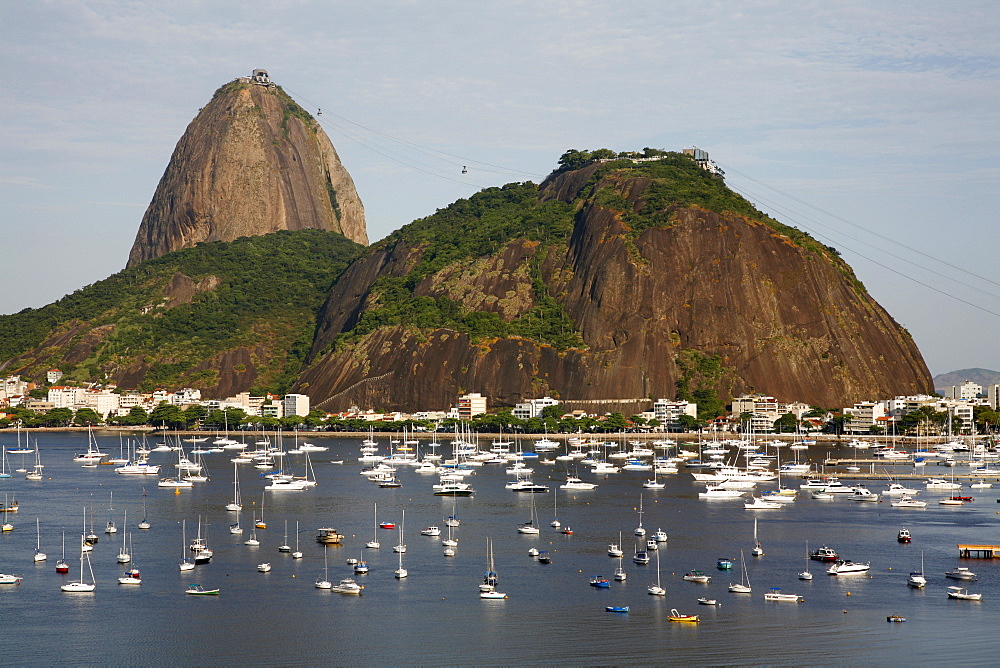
[989,385,1000,411]
[48,386,86,408]
[512,396,560,420]
[843,401,887,434]
[944,381,983,400]
[78,389,121,418]
[731,395,809,432]
[46,369,63,384]
[886,394,939,419]
[283,393,310,418]
[652,399,698,429]
[2,376,29,399]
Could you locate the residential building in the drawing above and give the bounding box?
[652,399,698,430]
[843,401,887,434]
[989,385,1000,411]
[944,381,983,400]
[512,396,560,420]
[46,369,63,384]
[283,393,310,418]
[457,393,487,420]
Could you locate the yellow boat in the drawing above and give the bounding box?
[668,608,700,623]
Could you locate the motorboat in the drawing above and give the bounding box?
[884,482,920,496]
[683,570,711,583]
[185,584,220,595]
[632,547,650,565]
[699,487,744,499]
[697,598,718,605]
[925,478,962,490]
[897,528,911,543]
[559,477,598,490]
[811,491,835,500]
[744,497,782,509]
[652,529,668,542]
[810,546,839,562]
[891,496,927,508]
[848,486,879,502]
[947,586,982,601]
[605,606,630,613]
[764,588,803,602]
[945,567,977,580]
[668,609,700,622]
[716,557,733,570]
[827,560,870,575]
[907,553,926,588]
[589,576,611,588]
[331,578,363,595]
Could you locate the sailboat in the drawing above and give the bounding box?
[255,494,267,529]
[394,510,407,553]
[751,517,764,556]
[179,519,195,571]
[518,493,540,534]
[116,511,131,563]
[728,549,752,593]
[550,492,561,528]
[614,552,627,581]
[908,552,927,588]
[105,492,118,534]
[118,535,141,585]
[444,496,460,527]
[480,538,506,598]
[366,502,380,549]
[648,547,666,596]
[225,461,242,511]
[278,520,291,553]
[25,443,43,480]
[137,490,151,530]
[55,532,69,573]
[798,541,813,580]
[292,521,303,559]
[230,508,244,535]
[32,518,46,561]
[315,545,332,589]
[61,534,96,592]
[394,510,408,579]
[634,494,646,536]
[442,511,458,556]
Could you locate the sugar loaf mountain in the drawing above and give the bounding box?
[0,71,932,412]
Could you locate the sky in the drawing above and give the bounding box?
[2,0,998,377]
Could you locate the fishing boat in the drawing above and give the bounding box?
[897,528,911,543]
[420,526,441,536]
[827,560,871,575]
[185,584,220,595]
[764,588,803,602]
[652,528,668,543]
[907,552,926,588]
[668,609,700,622]
[60,535,96,592]
[589,575,611,588]
[316,527,343,545]
[947,586,982,600]
[729,550,752,593]
[683,570,711,583]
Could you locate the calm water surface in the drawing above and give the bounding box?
[1,433,998,666]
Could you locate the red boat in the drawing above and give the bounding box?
[950,496,974,502]
[562,527,574,535]
[379,522,396,529]
[897,528,911,543]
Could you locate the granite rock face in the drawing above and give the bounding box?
[296,162,931,411]
[127,79,366,267]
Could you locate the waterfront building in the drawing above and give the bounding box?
[944,381,983,400]
[457,393,487,420]
[512,397,560,420]
[652,399,698,430]
[283,393,310,418]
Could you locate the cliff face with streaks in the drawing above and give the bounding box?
[127,77,366,267]
[294,155,932,411]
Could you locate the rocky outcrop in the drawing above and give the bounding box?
[296,163,932,411]
[127,78,366,267]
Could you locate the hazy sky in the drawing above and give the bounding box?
[3,1,998,377]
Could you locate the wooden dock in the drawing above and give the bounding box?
[958,545,1000,559]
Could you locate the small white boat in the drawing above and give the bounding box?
[947,586,982,600]
[945,567,977,580]
[61,535,96,593]
[907,553,926,588]
[257,562,271,573]
[332,578,363,594]
[891,496,927,508]
[744,497,782,509]
[764,588,803,602]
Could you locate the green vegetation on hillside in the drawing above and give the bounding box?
[0,230,362,392]
[339,182,584,350]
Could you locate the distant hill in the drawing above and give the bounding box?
[934,368,1000,392]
